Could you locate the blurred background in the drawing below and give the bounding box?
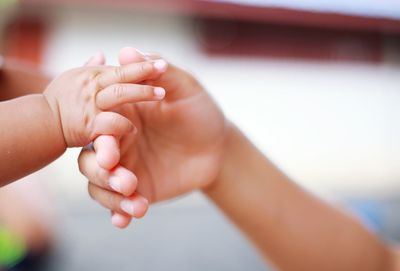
[0,0,400,270]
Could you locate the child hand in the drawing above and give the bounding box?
[43,59,168,147]
[78,48,227,228]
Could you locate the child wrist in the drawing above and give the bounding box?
[41,92,67,150]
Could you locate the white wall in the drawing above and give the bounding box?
[36,6,400,199]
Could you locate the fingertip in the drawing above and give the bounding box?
[153,59,168,73]
[111,212,132,229]
[96,149,119,170]
[154,87,166,99]
[112,166,138,197]
[130,195,149,218]
[94,135,120,170]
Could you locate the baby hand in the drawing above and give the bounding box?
[43,59,167,147]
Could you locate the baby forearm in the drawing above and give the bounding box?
[0,94,66,185]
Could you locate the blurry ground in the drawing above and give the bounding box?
[43,194,268,271]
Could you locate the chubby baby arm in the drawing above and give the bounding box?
[0,59,167,185]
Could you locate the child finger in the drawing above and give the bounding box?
[108,166,138,197]
[93,136,139,196]
[97,60,168,89]
[79,145,137,197]
[93,135,120,170]
[131,51,202,102]
[78,148,111,190]
[111,211,132,229]
[118,48,168,83]
[96,84,165,110]
[93,111,135,137]
[88,184,149,218]
[121,55,196,102]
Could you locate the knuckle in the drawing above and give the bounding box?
[92,74,102,91]
[83,110,91,128]
[110,114,121,127]
[113,67,126,82]
[139,62,153,74]
[82,69,101,87]
[96,168,109,187]
[140,85,153,97]
[112,84,125,101]
[84,110,95,140]
[138,63,146,73]
[86,69,98,81]
[107,191,118,209]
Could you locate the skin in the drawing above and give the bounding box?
[79,48,227,222]
[0,57,55,253]
[79,47,400,270]
[0,57,167,185]
[0,53,110,255]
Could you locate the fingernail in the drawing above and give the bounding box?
[120,47,147,60]
[135,48,146,56]
[154,87,165,98]
[143,52,152,60]
[153,59,168,72]
[137,49,152,60]
[109,176,122,193]
[121,200,135,216]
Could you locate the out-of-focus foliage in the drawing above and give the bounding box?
[0,0,17,8]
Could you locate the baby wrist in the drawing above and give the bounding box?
[41,93,67,151]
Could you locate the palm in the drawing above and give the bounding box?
[117,67,226,203]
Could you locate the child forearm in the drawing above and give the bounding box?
[0,59,167,186]
[0,94,66,185]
